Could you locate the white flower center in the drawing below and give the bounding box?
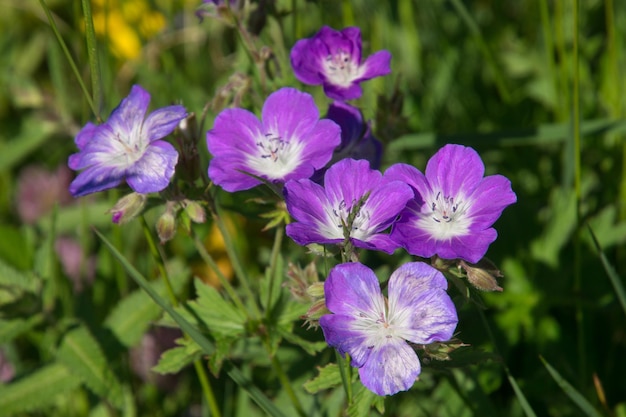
[105,130,148,169]
[416,191,471,240]
[319,198,373,241]
[246,132,304,180]
[350,296,413,350]
[322,50,364,88]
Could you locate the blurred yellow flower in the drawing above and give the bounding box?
[90,0,166,60]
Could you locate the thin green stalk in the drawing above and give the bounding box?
[572,0,586,390]
[265,226,284,319]
[539,0,560,119]
[213,205,262,319]
[269,354,306,417]
[335,351,353,405]
[81,0,102,120]
[38,0,99,121]
[189,228,251,319]
[139,218,222,417]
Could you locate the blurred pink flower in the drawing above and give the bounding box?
[16,165,73,224]
[0,349,15,384]
[54,237,96,293]
[130,327,183,391]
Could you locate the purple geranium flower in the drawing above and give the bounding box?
[320,262,458,396]
[68,85,186,197]
[284,158,413,254]
[388,144,517,263]
[290,26,391,101]
[207,87,341,192]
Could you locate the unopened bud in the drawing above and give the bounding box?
[302,299,329,329]
[183,200,206,224]
[305,282,325,298]
[156,205,177,244]
[109,193,147,224]
[459,259,503,292]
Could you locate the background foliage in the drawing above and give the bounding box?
[0,0,625,416]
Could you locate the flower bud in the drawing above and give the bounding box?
[459,259,503,292]
[156,204,178,244]
[306,282,325,298]
[109,193,147,224]
[183,200,206,224]
[302,299,329,329]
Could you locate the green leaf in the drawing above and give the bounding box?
[279,328,327,356]
[540,356,603,417]
[0,315,44,344]
[0,116,55,172]
[57,325,124,408]
[303,363,343,394]
[0,362,82,416]
[153,338,202,375]
[0,255,40,293]
[104,260,190,347]
[187,278,247,337]
[347,383,377,417]
[588,225,626,319]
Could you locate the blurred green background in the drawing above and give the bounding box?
[1,0,625,416]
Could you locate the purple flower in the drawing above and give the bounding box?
[320,262,458,396]
[284,158,413,254]
[68,85,187,197]
[326,101,382,168]
[388,144,517,263]
[207,87,341,192]
[290,26,391,101]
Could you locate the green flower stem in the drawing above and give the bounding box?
[269,353,306,417]
[213,205,263,319]
[139,217,222,417]
[38,0,100,122]
[80,0,102,120]
[265,225,284,319]
[335,351,353,405]
[189,228,251,319]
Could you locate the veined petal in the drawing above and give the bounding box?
[362,180,413,231]
[143,105,187,143]
[290,38,325,85]
[69,164,125,197]
[353,234,400,254]
[358,339,421,396]
[387,262,457,344]
[440,228,498,263]
[126,141,178,193]
[425,144,484,198]
[207,108,263,157]
[319,315,371,368]
[325,159,382,209]
[385,163,429,206]
[323,83,363,101]
[324,263,383,317]
[261,88,320,142]
[466,174,517,225]
[107,85,150,144]
[75,122,98,149]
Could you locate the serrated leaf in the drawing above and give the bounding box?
[0,362,82,416]
[104,260,190,347]
[0,256,40,293]
[208,336,237,376]
[347,383,377,417]
[0,315,44,344]
[303,363,343,394]
[188,279,246,337]
[153,339,202,375]
[57,325,124,408]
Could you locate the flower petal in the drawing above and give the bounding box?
[319,314,371,368]
[358,339,421,396]
[75,122,98,150]
[324,159,381,209]
[69,164,125,197]
[425,144,484,198]
[284,118,340,181]
[261,88,320,143]
[388,262,458,344]
[326,101,364,148]
[107,85,150,143]
[126,141,178,193]
[143,105,187,143]
[323,262,383,317]
[323,83,363,101]
[357,50,392,82]
[466,174,517,226]
[362,180,413,232]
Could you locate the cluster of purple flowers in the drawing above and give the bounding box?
[68,26,516,397]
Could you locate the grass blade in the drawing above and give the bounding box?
[540,356,602,417]
[587,225,626,318]
[81,0,102,120]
